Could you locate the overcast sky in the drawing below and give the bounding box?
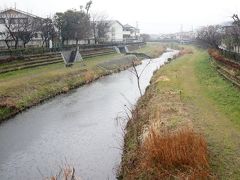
[1,0,240,34]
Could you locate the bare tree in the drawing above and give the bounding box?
[229,26,240,53]
[0,11,41,48]
[96,20,111,43]
[40,18,57,48]
[85,0,93,15]
[196,25,222,49]
[140,33,151,42]
[91,12,111,44]
[18,17,42,48]
[0,31,12,49]
[221,14,240,53]
[130,59,151,96]
[231,14,240,53]
[0,12,21,49]
[232,14,240,26]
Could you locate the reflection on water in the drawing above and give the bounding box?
[0,50,178,180]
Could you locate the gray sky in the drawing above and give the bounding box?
[1,0,240,34]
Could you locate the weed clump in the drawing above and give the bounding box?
[139,128,211,179]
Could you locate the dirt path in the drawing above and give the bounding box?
[177,51,240,179]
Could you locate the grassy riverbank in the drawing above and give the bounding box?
[120,47,240,179]
[0,53,140,122]
[134,42,167,58]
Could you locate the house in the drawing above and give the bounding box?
[105,20,124,42]
[221,21,240,53]
[65,20,124,45]
[0,8,43,48]
[96,21,142,43]
[175,31,196,44]
[123,24,140,42]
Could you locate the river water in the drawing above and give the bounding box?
[0,50,178,180]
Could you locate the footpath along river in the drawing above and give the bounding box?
[0,50,178,180]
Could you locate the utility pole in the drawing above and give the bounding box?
[180,24,183,42]
[136,21,139,39]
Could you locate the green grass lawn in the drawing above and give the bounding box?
[195,53,240,126]
[157,48,240,178]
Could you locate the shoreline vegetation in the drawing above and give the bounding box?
[0,43,166,123]
[119,46,240,179]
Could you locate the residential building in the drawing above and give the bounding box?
[221,21,240,53]
[64,20,124,45]
[123,24,140,42]
[176,31,196,44]
[105,20,124,42]
[0,8,43,48]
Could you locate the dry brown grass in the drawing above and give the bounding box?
[179,48,194,56]
[119,50,215,179]
[140,128,211,179]
[83,70,95,83]
[45,166,80,180]
[0,96,17,109]
[208,49,240,69]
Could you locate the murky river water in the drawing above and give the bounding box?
[0,50,178,180]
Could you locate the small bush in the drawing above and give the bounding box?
[138,128,212,178]
[46,166,79,180]
[208,49,240,69]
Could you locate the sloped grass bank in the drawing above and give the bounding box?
[0,54,139,122]
[119,48,240,179]
[195,52,240,126]
[133,42,166,58]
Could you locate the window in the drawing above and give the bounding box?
[10,18,28,24]
[10,18,18,24]
[0,18,5,24]
[19,18,28,24]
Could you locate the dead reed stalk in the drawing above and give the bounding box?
[139,128,212,178]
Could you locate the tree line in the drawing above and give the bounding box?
[0,1,111,49]
[196,14,240,53]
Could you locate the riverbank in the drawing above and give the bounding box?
[119,47,240,179]
[133,42,167,58]
[0,53,140,122]
[0,43,167,123]
[0,47,172,180]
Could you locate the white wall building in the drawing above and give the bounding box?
[106,20,124,42]
[123,24,140,42]
[65,20,124,45]
[0,8,43,48]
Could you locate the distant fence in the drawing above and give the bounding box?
[219,48,240,63]
[0,42,146,57]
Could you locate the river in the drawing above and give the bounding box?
[0,50,178,180]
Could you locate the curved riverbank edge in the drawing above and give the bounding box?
[118,47,240,179]
[118,48,214,179]
[0,55,143,123]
